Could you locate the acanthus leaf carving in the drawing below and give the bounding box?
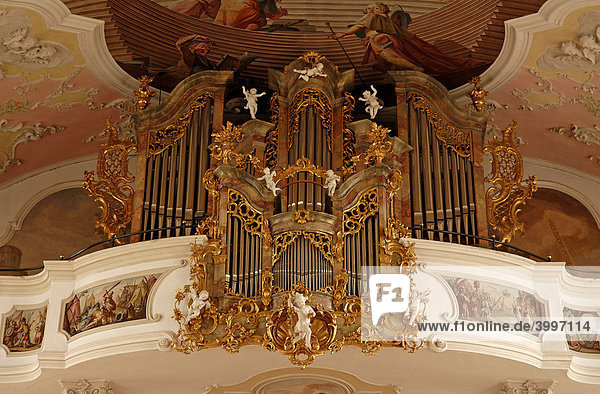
[484,120,537,243]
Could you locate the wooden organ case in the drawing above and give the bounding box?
[130,54,487,303]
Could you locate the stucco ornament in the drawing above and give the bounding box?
[0,10,74,74]
[537,12,600,71]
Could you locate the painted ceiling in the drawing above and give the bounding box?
[0,0,598,195]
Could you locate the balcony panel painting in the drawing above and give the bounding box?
[62,274,159,337]
[2,305,47,353]
[443,277,546,327]
[564,307,600,354]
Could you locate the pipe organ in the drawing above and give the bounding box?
[125,53,487,301]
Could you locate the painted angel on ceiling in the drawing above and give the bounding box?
[329,2,484,75]
[214,0,288,30]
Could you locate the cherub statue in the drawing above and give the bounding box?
[323,169,341,197]
[186,290,211,323]
[242,86,266,119]
[293,62,327,81]
[407,289,430,325]
[257,167,281,196]
[359,85,384,119]
[288,292,315,349]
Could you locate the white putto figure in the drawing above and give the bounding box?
[186,290,211,323]
[323,169,341,197]
[293,62,327,81]
[407,289,430,326]
[288,292,315,349]
[359,85,384,119]
[242,86,265,119]
[257,167,281,196]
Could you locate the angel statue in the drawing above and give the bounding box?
[186,290,211,323]
[288,292,315,349]
[242,86,266,119]
[293,62,327,81]
[257,167,281,196]
[359,85,384,119]
[323,169,341,197]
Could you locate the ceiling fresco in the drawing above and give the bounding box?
[487,7,600,178]
[0,6,130,184]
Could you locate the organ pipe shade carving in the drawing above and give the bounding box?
[408,92,472,159]
[342,188,379,236]
[289,88,333,151]
[147,91,213,156]
[272,231,334,266]
[227,190,264,235]
[83,117,137,243]
[484,120,537,243]
[342,92,357,174]
[265,93,279,168]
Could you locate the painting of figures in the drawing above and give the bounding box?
[564,308,600,354]
[63,275,159,337]
[444,277,545,324]
[2,306,47,352]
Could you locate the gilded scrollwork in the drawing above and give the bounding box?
[83,117,137,243]
[148,92,213,156]
[292,207,314,224]
[351,122,394,166]
[274,157,329,185]
[227,190,263,235]
[484,120,538,243]
[289,88,332,151]
[342,187,379,236]
[265,93,279,169]
[211,121,260,169]
[408,92,472,159]
[272,231,334,266]
[342,92,357,175]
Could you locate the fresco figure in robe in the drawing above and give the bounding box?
[329,2,483,75]
[214,0,288,30]
[169,0,222,19]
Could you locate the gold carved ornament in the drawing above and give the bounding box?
[173,156,424,366]
[264,93,279,169]
[211,121,260,170]
[408,92,472,159]
[289,88,333,151]
[483,120,537,243]
[83,117,137,244]
[147,92,214,156]
[292,207,314,224]
[273,157,329,185]
[284,51,339,74]
[342,92,357,175]
[134,75,156,111]
[342,187,379,236]
[351,122,394,167]
[467,76,488,113]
